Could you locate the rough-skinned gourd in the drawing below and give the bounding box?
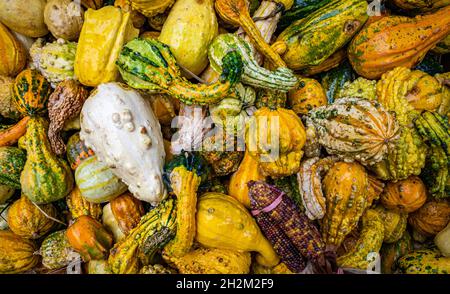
[74,6,139,87]
[80,83,166,205]
[40,230,80,270]
[117,38,243,106]
[19,117,74,204]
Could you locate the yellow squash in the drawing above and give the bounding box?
[159,0,218,75]
[74,6,139,87]
[196,192,279,267]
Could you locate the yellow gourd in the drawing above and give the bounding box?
[196,192,279,267]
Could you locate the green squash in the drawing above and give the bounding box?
[397,249,450,274]
[380,231,413,274]
[275,0,368,71]
[0,146,27,189]
[19,117,74,204]
[278,0,333,31]
[75,156,128,204]
[40,230,80,270]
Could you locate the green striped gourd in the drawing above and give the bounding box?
[116,38,243,106]
[75,156,127,204]
[108,198,177,274]
[274,0,368,71]
[19,117,74,204]
[0,146,26,189]
[208,34,298,92]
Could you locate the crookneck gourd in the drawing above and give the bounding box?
[246,107,306,178]
[80,83,166,205]
[108,198,177,274]
[19,117,74,204]
[348,6,450,79]
[321,161,370,248]
[208,33,297,92]
[306,97,400,167]
[0,231,39,274]
[274,0,368,71]
[12,69,52,116]
[7,196,57,239]
[337,209,385,270]
[196,192,280,267]
[117,38,243,106]
[74,6,139,87]
[215,0,287,68]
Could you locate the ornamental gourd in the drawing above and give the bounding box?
[397,249,450,274]
[196,192,280,267]
[348,7,450,79]
[0,22,27,77]
[158,0,218,75]
[40,230,80,270]
[337,209,385,270]
[75,156,127,204]
[12,69,52,116]
[0,0,49,38]
[288,78,327,115]
[66,186,102,221]
[110,192,145,236]
[274,0,368,71]
[7,196,57,239]
[66,132,95,170]
[44,0,84,41]
[321,161,370,248]
[246,107,306,178]
[117,38,244,106]
[129,0,175,17]
[408,200,450,237]
[306,97,400,166]
[80,83,166,205]
[380,176,427,213]
[391,0,449,12]
[19,117,74,204]
[0,231,39,274]
[208,34,298,92]
[66,215,114,261]
[74,6,139,87]
[0,146,26,189]
[435,223,450,257]
[380,231,413,274]
[374,205,408,244]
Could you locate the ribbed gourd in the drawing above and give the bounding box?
[274,0,368,71]
[74,6,139,87]
[19,117,74,204]
[208,33,298,92]
[246,107,306,178]
[164,247,251,274]
[306,97,400,167]
[12,69,52,116]
[321,162,370,248]
[66,186,102,220]
[117,38,243,106]
[0,231,39,274]
[108,198,177,274]
[196,192,280,267]
[348,7,450,79]
[337,209,385,270]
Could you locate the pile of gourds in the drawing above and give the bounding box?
[0,0,449,275]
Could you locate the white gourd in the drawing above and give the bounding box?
[80,83,167,205]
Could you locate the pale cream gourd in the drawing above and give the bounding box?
[80,83,166,205]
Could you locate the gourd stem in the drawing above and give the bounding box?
[31,201,67,226]
[239,15,286,68]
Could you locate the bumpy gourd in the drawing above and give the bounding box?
[158,0,218,75]
[288,78,327,115]
[306,97,400,166]
[0,146,26,189]
[0,22,27,77]
[397,249,450,274]
[19,117,74,204]
[12,69,52,116]
[420,145,449,199]
[164,247,251,274]
[274,0,368,71]
[40,230,80,270]
[0,231,39,274]
[374,205,408,244]
[415,111,450,157]
[108,198,177,274]
[7,196,57,239]
[321,162,370,247]
[75,156,128,204]
[117,38,244,106]
[336,78,377,101]
[208,34,297,92]
[30,39,77,87]
[74,6,139,87]
[348,7,450,79]
[337,209,385,269]
[196,192,280,267]
[80,83,166,205]
[246,107,306,178]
